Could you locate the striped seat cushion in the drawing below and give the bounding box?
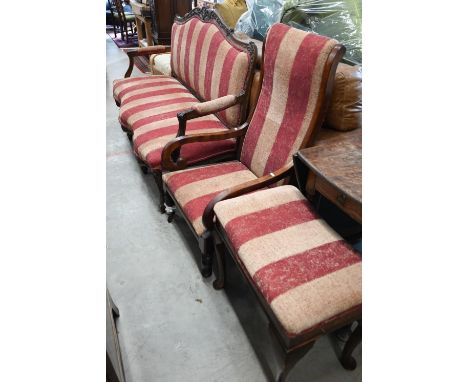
[116,76,198,130]
[213,185,362,336]
[132,115,236,170]
[240,23,339,178]
[113,75,183,106]
[171,16,251,127]
[163,161,257,236]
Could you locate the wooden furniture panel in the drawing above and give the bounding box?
[149,0,193,45]
[294,128,362,223]
[106,289,126,382]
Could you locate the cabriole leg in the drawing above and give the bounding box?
[340,320,362,370]
[277,343,314,382]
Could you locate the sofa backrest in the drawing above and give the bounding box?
[170,9,257,128]
[240,23,343,178]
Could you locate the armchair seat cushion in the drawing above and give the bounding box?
[163,162,257,236]
[213,185,362,336]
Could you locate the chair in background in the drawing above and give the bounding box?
[111,0,136,43]
[107,0,118,38]
[161,23,345,277]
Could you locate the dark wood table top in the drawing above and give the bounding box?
[297,128,362,220]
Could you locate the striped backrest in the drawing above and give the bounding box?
[170,13,254,128]
[240,24,339,178]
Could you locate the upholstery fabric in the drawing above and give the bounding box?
[151,53,172,76]
[214,185,362,336]
[240,23,338,178]
[133,115,236,170]
[192,94,237,114]
[114,75,237,170]
[325,63,362,131]
[117,75,197,129]
[163,162,257,236]
[113,75,184,107]
[170,17,251,127]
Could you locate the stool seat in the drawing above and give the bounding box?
[214,185,362,336]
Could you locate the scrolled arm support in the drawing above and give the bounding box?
[176,91,246,137]
[161,123,249,172]
[202,163,295,230]
[123,45,171,78]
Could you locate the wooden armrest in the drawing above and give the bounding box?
[176,91,246,137]
[161,123,249,171]
[124,45,171,78]
[202,163,295,230]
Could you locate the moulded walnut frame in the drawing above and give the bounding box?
[161,40,346,278]
[212,219,362,381]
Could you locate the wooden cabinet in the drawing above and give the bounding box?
[148,0,193,45]
[106,289,126,382]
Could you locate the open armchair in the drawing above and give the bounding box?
[161,23,345,277]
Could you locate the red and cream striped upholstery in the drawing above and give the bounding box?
[116,75,197,129]
[163,161,257,236]
[170,17,251,127]
[133,116,236,170]
[213,185,362,336]
[163,25,341,236]
[113,75,237,169]
[240,23,339,177]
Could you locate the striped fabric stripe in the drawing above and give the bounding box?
[170,17,251,127]
[213,185,361,335]
[113,76,181,105]
[240,23,338,178]
[163,162,257,236]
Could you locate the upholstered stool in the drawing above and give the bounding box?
[213,185,362,381]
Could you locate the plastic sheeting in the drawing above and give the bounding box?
[235,0,284,40]
[235,0,361,63]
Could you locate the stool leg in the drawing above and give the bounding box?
[340,321,362,370]
[277,343,314,382]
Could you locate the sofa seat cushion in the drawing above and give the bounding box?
[213,185,362,336]
[133,115,236,170]
[163,161,257,236]
[113,75,186,107]
[117,76,200,130]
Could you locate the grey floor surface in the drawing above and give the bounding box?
[106,33,362,382]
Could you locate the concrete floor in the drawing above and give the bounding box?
[106,34,361,382]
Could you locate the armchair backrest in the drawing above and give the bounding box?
[240,23,344,178]
[170,8,257,128]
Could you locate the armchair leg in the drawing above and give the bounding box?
[162,186,176,222]
[200,235,213,278]
[213,242,226,290]
[153,170,166,213]
[339,321,362,370]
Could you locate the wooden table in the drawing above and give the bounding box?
[293,128,362,223]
